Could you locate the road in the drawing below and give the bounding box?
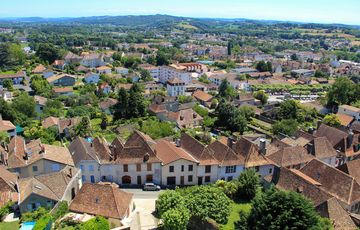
[122,189,161,230]
[122,188,161,199]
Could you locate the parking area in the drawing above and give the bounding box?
[123,189,161,230]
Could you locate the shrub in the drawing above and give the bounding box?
[162,207,190,230]
[237,169,260,200]
[33,214,52,230]
[21,207,48,222]
[78,216,109,230]
[0,201,14,220]
[51,201,69,221]
[156,190,185,216]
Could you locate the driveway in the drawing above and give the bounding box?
[123,189,161,230]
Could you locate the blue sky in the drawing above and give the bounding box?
[1,0,360,25]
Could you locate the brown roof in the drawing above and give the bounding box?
[0,71,25,80]
[7,137,74,169]
[310,137,338,159]
[315,124,348,147]
[154,140,198,165]
[34,95,48,106]
[69,183,133,220]
[149,104,167,114]
[167,108,203,128]
[19,166,78,203]
[93,137,113,162]
[58,117,80,133]
[53,87,73,93]
[270,167,331,207]
[233,137,271,167]
[207,140,244,166]
[316,197,357,230]
[268,146,314,168]
[337,159,360,185]
[42,116,59,129]
[99,98,118,110]
[111,131,161,164]
[180,132,218,165]
[47,74,75,83]
[0,119,16,132]
[336,113,354,127]
[69,137,100,165]
[167,78,184,85]
[301,159,360,205]
[0,165,18,207]
[32,64,46,74]
[192,90,213,102]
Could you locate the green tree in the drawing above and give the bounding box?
[237,169,260,200]
[323,114,341,128]
[198,74,210,84]
[253,90,268,105]
[36,43,61,64]
[272,119,299,136]
[215,180,238,199]
[127,83,147,118]
[113,88,129,120]
[73,117,92,137]
[139,69,153,82]
[2,79,13,91]
[185,186,231,224]
[246,188,332,230]
[100,113,108,130]
[327,77,360,107]
[43,99,64,117]
[278,100,300,120]
[30,75,53,97]
[178,95,193,104]
[218,79,235,99]
[0,43,26,69]
[162,207,190,230]
[140,119,175,139]
[79,216,109,230]
[0,131,9,146]
[215,101,248,134]
[255,61,272,72]
[156,190,186,216]
[12,93,36,118]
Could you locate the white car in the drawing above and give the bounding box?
[143,183,161,191]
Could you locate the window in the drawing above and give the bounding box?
[82,175,86,182]
[51,163,60,172]
[188,175,193,182]
[169,166,174,173]
[205,176,211,183]
[32,166,38,172]
[88,165,94,172]
[47,200,52,208]
[269,168,273,174]
[227,176,233,181]
[255,166,260,172]
[123,164,128,172]
[90,175,95,183]
[225,166,236,174]
[147,163,152,171]
[188,165,193,172]
[80,165,84,172]
[181,165,184,172]
[136,164,141,172]
[205,165,211,173]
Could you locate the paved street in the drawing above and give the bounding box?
[123,189,161,230]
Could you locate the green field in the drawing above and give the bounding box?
[221,201,252,230]
[0,221,20,230]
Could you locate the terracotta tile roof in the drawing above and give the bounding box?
[350,121,360,133]
[0,165,18,207]
[270,167,331,207]
[301,159,360,205]
[32,64,46,74]
[315,124,348,147]
[53,60,65,66]
[192,90,213,102]
[0,119,16,132]
[93,137,113,162]
[58,117,80,133]
[154,140,198,165]
[310,137,338,159]
[148,104,167,114]
[336,113,354,127]
[111,131,161,164]
[268,146,314,168]
[7,137,74,169]
[34,95,48,106]
[207,140,244,166]
[167,78,184,85]
[281,137,310,147]
[96,66,111,71]
[69,183,133,220]
[68,137,100,165]
[180,132,218,165]
[0,71,25,80]
[47,74,75,83]
[42,116,59,129]
[167,108,203,128]
[233,137,271,167]
[316,197,357,230]
[99,98,118,110]
[53,87,73,93]
[337,159,360,185]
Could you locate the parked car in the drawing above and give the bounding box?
[143,183,161,191]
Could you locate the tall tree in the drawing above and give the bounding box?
[0,43,26,69]
[36,43,61,64]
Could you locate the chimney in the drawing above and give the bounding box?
[306,143,314,155]
[259,138,266,155]
[347,130,354,149]
[180,116,184,121]
[69,168,73,178]
[317,120,322,130]
[176,139,181,147]
[193,113,197,119]
[227,137,234,149]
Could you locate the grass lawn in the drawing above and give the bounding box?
[221,201,252,230]
[0,221,20,230]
